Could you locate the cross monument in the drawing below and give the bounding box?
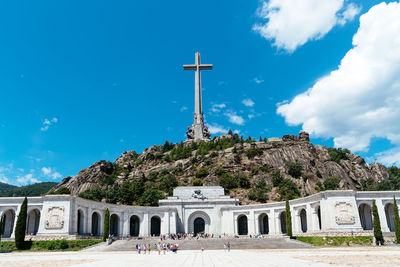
[183,52,212,140]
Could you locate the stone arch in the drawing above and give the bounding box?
[91,211,101,236]
[279,211,287,234]
[1,209,16,238]
[150,216,161,236]
[110,214,120,236]
[358,203,373,230]
[130,215,140,237]
[77,209,85,235]
[315,206,322,230]
[385,203,395,232]
[188,211,211,234]
[259,213,269,234]
[237,214,248,235]
[299,209,307,233]
[27,209,41,235]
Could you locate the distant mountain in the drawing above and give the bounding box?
[0,182,17,191]
[0,182,58,197]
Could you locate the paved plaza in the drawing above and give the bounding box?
[1,247,400,267]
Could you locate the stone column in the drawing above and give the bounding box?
[248,211,255,235]
[306,204,312,233]
[87,207,92,235]
[163,211,170,234]
[269,210,276,235]
[376,199,389,232]
[294,210,301,235]
[123,212,130,237]
[142,213,149,237]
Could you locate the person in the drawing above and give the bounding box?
[201,247,204,252]
[163,243,167,255]
[224,243,227,252]
[157,242,161,255]
[135,243,138,251]
[143,244,147,254]
[227,242,231,252]
[138,244,141,254]
[148,244,151,254]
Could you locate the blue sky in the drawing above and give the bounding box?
[1,0,399,185]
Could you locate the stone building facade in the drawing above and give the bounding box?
[0,186,399,239]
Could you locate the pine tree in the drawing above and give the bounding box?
[372,200,384,245]
[103,208,110,242]
[15,197,28,249]
[393,196,400,244]
[285,200,293,238]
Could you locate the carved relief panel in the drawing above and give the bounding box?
[45,207,65,229]
[334,202,355,225]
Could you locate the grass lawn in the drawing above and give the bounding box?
[296,236,373,246]
[0,239,102,252]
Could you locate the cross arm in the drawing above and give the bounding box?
[183,64,213,70]
[183,65,196,70]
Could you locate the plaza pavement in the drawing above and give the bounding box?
[1,247,400,267]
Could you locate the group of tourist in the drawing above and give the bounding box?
[135,242,179,254]
[159,233,214,240]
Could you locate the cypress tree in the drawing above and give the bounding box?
[103,208,110,242]
[393,196,400,244]
[285,200,293,238]
[372,200,384,245]
[15,197,28,250]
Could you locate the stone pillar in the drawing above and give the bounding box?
[376,199,389,232]
[142,213,149,237]
[294,210,301,235]
[87,207,92,235]
[234,216,238,235]
[306,204,312,233]
[163,211,170,234]
[123,212,130,237]
[269,210,276,235]
[248,211,256,235]
[10,206,20,239]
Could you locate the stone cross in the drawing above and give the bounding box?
[183,52,212,140]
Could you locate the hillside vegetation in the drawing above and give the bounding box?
[51,131,393,206]
[0,182,58,197]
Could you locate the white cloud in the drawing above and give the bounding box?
[225,111,245,125]
[41,167,51,175]
[51,172,62,179]
[242,98,255,107]
[180,106,188,112]
[375,148,400,167]
[17,174,39,185]
[207,123,229,135]
[253,0,360,52]
[277,2,400,153]
[253,77,264,84]
[0,173,9,184]
[41,117,58,131]
[211,103,226,113]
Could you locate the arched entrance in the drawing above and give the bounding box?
[110,214,119,236]
[1,209,15,238]
[300,209,307,233]
[316,206,322,230]
[130,215,140,237]
[194,217,205,235]
[358,204,373,230]
[150,216,161,236]
[385,203,395,232]
[280,211,287,234]
[77,209,84,235]
[259,213,269,234]
[238,215,248,235]
[27,209,41,235]
[91,212,101,236]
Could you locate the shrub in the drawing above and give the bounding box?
[248,188,268,202]
[138,189,164,206]
[323,176,341,190]
[58,239,69,249]
[315,181,324,192]
[245,147,263,159]
[103,209,110,241]
[79,186,105,202]
[372,200,384,245]
[162,140,174,152]
[328,148,350,164]
[195,168,209,179]
[253,177,267,189]
[316,169,322,178]
[272,171,284,187]
[235,173,251,188]
[192,178,203,186]
[278,179,300,200]
[286,161,303,179]
[219,173,238,190]
[15,197,28,250]
[159,174,178,194]
[49,187,70,195]
[214,167,226,177]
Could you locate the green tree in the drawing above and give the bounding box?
[327,147,350,164]
[372,200,384,245]
[393,196,400,244]
[103,209,110,241]
[192,178,203,186]
[285,200,293,238]
[286,161,303,179]
[323,176,341,190]
[15,197,28,249]
[234,173,251,188]
[278,179,300,200]
[138,189,164,206]
[219,173,238,190]
[195,168,209,179]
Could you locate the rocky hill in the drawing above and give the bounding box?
[51,131,390,205]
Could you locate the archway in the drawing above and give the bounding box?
[259,213,269,234]
[238,215,248,235]
[27,209,41,235]
[188,211,211,234]
[110,214,120,236]
[91,212,101,236]
[358,204,373,230]
[300,209,307,233]
[1,209,15,238]
[385,203,395,232]
[194,217,205,235]
[280,211,287,234]
[77,209,84,235]
[150,216,161,236]
[130,215,140,237]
